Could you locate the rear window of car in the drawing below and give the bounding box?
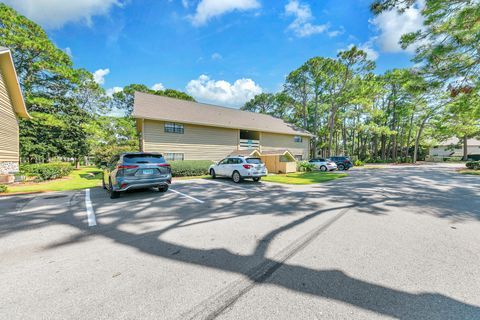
[123,154,166,164]
[246,158,262,164]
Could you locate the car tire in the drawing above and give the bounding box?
[320,165,327,172]
[232,171,242,183]
[253,177,261,182]
[158,185,169,192]
[338,164,345,171]
[109,179,119,199]
[210,169,216,179]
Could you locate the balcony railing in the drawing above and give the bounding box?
[239,139,260,150]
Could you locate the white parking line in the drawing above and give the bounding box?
[85,189,97,226]
[170,189,205,203]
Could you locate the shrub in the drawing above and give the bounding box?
[354,159,364,166]
[444,156,462,162]
[466,161,480,170]
[0,184,7,193]
[169,160,214,177]
[297,161,316,172]
[20,162,73,181]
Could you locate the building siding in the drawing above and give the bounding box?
[260,132,310,160]
[143,120,238,160]
[430,145,480,157]
[0,71,19,162]
[142,119,311,161]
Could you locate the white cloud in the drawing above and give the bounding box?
[190,0,260,26]
[369,1,425,53]
[181,0,190,8]
[106,86,123,97]
[2,0,122,29]
[64,47,73,57]
[285,0,328,37]
[211,52,223,60]
[151,83,165,91]
[340,42,379,61]
[93,68,110,85]
[186,74,262,107]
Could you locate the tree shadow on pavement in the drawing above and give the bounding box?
[1,167,479,319]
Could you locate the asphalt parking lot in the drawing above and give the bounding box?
[1,167,480,319]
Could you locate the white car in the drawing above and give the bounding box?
[209,156,267,183]
[308,158,338,171]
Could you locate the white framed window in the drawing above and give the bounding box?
[294,136,303,143]
[165,122,184,134]
[165,153,184,161]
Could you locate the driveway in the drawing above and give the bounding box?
[1,167,479,319]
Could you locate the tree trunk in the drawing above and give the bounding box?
[327,107,336,157]
[414,117,429,163]
[405,113,414,161]
[463,135,468,160]
[381,134,386,160]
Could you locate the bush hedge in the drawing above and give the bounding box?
[20,162,73,181]
[466,161,480,170]
[354,159,364,166]
[0,184,7,193]
[297,161,316,172]
[169,160,214,177]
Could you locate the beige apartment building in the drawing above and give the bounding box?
[133,92,312,162]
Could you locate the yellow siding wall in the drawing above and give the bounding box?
[143,120,238,160]
[0,71,19,162]
[261,132,310,160]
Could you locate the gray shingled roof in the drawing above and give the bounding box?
[133,92,313,137]
[437,137,480,146]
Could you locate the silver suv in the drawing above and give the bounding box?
[102,152,172,199]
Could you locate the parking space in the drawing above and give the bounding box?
[1,168,480,319]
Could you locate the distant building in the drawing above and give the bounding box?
[429,137,480,159]
[0,47,31,183]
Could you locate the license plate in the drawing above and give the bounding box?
[142,169,154,175]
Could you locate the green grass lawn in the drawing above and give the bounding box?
[459,169,480,175]
[262,171,348,185]
[4,167,103,194]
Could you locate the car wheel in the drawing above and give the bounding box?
[158,185,169,192]
[232,171,242,183]
[210,169,216,179]
[320,165,327,172]
[338,164,345,171]
[253,177,261,182]
[109,178,119,199]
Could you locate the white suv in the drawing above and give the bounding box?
[308,158,338,171]
[209,156,268,183]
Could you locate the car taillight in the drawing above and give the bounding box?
[344,160,349,163]
[158,163,171,173]
[117,165,138,169]
[243,164,252,169]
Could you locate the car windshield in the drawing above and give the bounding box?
[123,154,165,164]
[246,158,262,164]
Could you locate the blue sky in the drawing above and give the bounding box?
[4,0,424,107]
